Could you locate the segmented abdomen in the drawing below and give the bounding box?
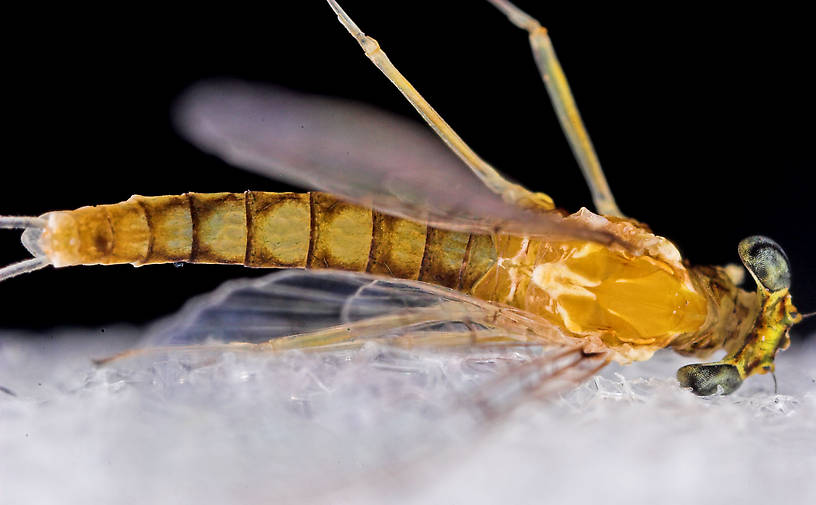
[40,192,497,292]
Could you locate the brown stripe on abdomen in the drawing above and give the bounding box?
[307,192,373,270]
[245,191,310,268]
[459,233,497,293]
[188,192,247,264]
[132,194,192,263]
[418,228,471,289]
[367,212,427,279]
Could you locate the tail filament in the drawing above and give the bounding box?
[0,215,51,282]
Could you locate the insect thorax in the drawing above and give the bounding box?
[468,209,755,364]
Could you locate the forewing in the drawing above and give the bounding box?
[174,80,613,242]
[134,271,607,408]
[143,270,564,349]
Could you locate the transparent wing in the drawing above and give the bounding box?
[174,80,615,242]
[124,270,608,412]
[92,271,609,493]
[143,269,569,349]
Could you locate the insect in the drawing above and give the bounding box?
[0,0,807,401]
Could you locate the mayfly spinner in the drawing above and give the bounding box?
[0,0,805,398]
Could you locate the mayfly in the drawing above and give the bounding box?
[0,0,806,400]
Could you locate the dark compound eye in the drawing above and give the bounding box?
[677,363,743,396]
[738,236,791,292]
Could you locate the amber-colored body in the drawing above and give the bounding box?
[38,191,761,364]
[40,192,495,290]
[0,2,800,397]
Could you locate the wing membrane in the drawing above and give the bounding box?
[132,270,607,411]
[143,270,572,349]
[174,80,614,242]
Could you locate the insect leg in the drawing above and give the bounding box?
[468,347,610,421]
[486,0,623,217]
[324,0,555,212]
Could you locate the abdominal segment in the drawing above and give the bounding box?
[37,191,497,290]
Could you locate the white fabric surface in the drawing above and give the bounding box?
[1,329,814,505]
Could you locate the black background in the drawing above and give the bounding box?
[1,1,814,339]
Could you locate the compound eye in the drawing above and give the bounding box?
[738,236,791,292]
[677,363,743,396]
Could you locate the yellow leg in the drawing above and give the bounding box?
[468,347,610,420]
[324,0,555,212]
[486,0,623,217]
